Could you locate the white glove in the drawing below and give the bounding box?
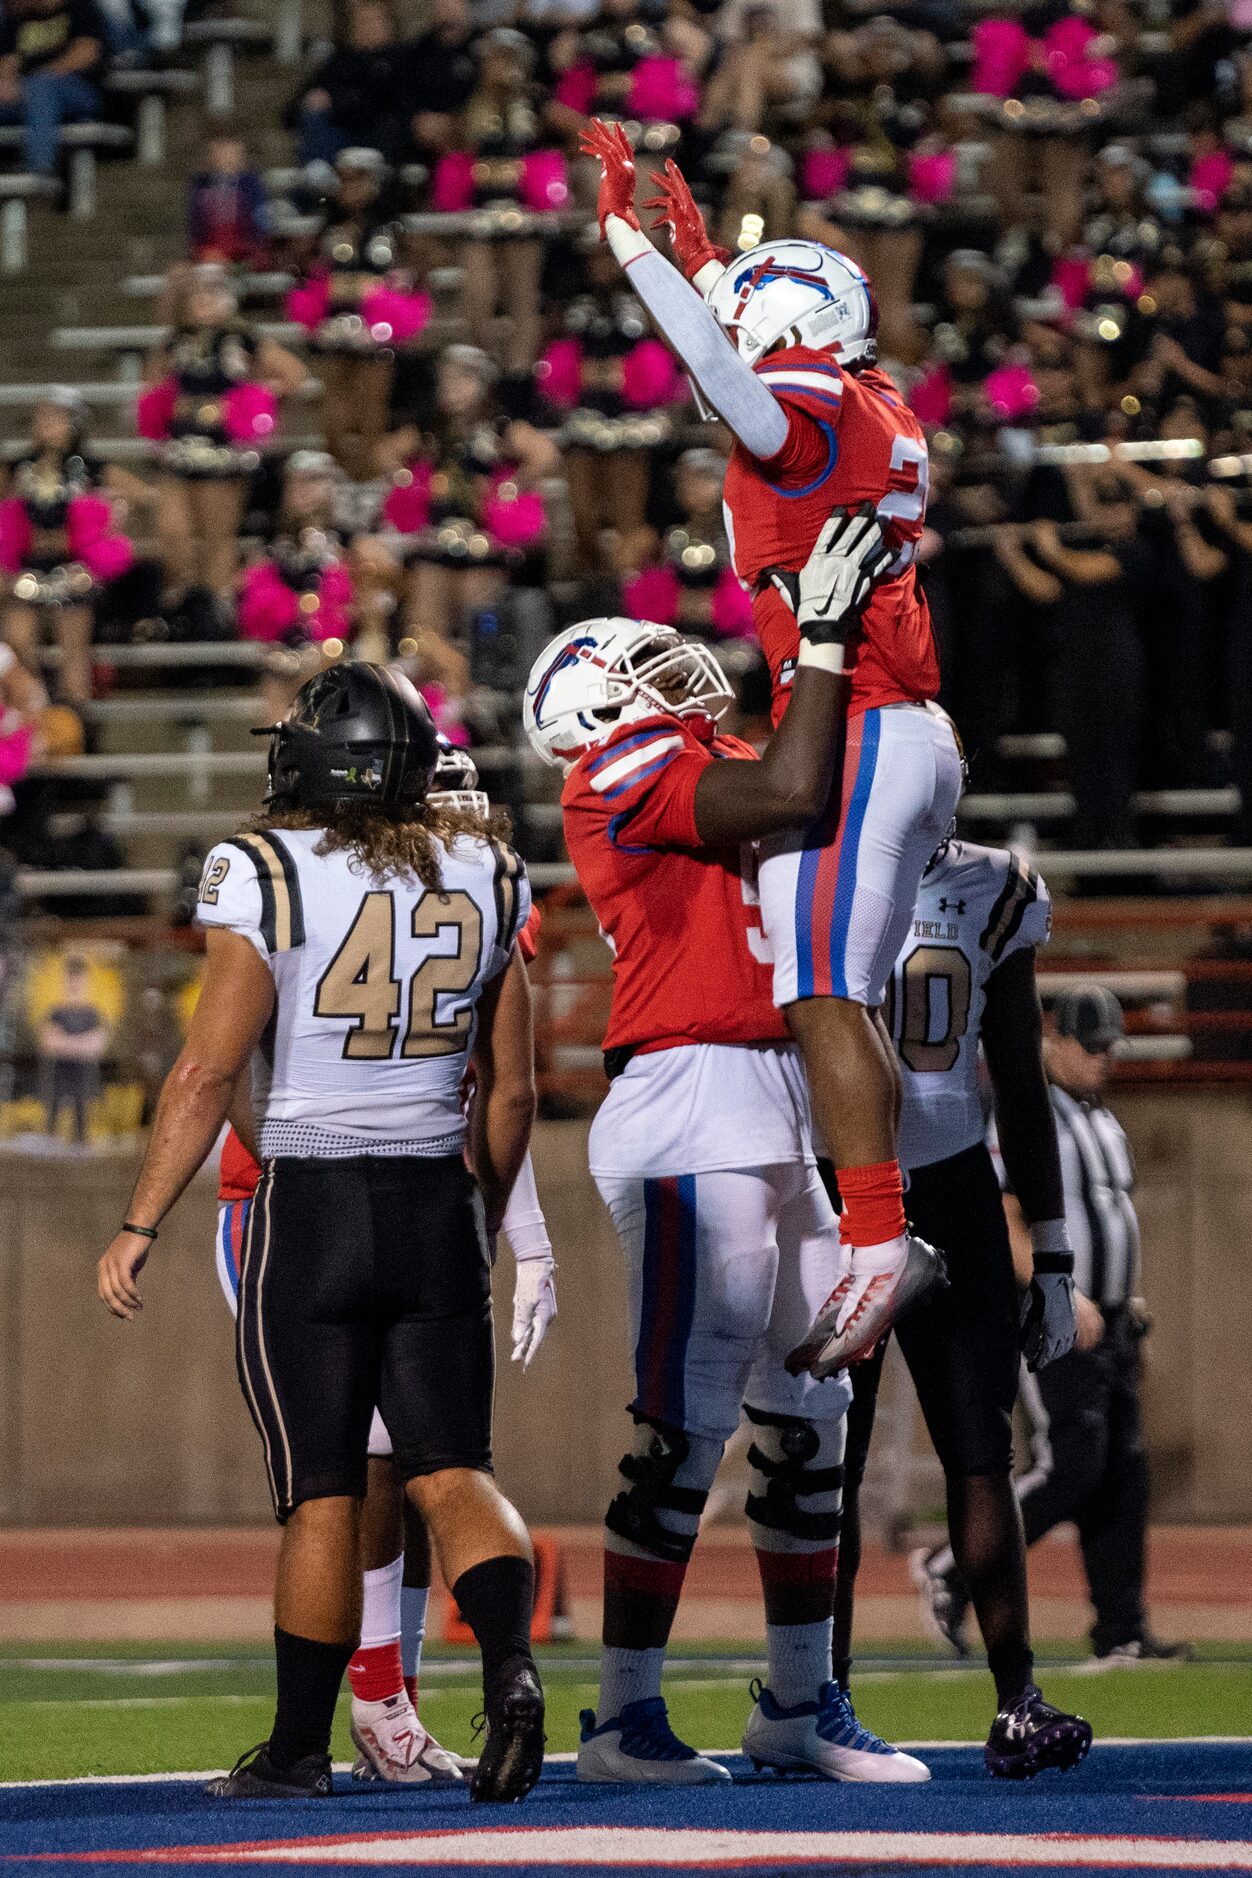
[770,504,894,670]
[1020,1271,1077,1371]
[511,1258,557,1369]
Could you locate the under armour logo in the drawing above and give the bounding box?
[939,898,966,915]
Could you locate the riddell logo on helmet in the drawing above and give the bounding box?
[811,301,851,334]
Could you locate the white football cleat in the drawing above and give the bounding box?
[787,1236,948,1379]
[577,1698,730,1784]
[743,1681,931,1783]
[350,1693,464,1784]
[910,1545,972,1658]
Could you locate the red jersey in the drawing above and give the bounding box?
[219,1125,260,1203]
[517,901,542,964]
[561,714,786,1057]
[722,347,940,724]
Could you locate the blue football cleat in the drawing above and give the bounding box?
[743,1680,930,1783]
[577,1696,730,1784]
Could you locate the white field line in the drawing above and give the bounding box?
[9,1660,1252,1690]
[22,1825,1252,1869]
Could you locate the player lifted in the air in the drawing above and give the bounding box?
[580,121,964,1376]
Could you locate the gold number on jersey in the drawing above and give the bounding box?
[198,855,230,906]
[314,891,400,1059]
[315,889,484,1061]
[887,943,972,1074]
[405,891,483,1058]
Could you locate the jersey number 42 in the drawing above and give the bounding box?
[314,888,483,1061]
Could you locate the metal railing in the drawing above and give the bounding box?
[962,789,1241,821]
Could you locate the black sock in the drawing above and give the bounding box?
[452,1555,535,1683]
[269,1627,355,1770]
[831,1655,852,1694]
[987,1642,1036,1710]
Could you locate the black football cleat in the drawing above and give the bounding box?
[985,1687,1093,1780]
[470,1655,546,1803]
[204,1742,333,1800]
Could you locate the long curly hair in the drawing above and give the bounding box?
[254,799,513,890]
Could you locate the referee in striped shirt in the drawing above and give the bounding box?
[1010,987,1189,1663]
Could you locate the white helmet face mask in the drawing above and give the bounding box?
[706,240,878,370]
[428,742,489,818]
[524,618,735,771]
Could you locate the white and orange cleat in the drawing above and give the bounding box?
[350,1693,464,1785]
[787,1235,948,1379]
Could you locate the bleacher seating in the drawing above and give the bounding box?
[104,69,202,169]
[0,121,133,218]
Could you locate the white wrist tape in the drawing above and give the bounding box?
[502,1151,553,1263]
[606,215,654,269]
[797,639,845,675]
[692,257,728,299]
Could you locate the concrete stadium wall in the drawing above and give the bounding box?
[0,1092,1249,1528]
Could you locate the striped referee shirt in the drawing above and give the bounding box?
[1051,1085,1141,1309]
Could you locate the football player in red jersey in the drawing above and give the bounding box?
[525,514,928,1787]
[210,741,554,1789]
[579,120,964,1377]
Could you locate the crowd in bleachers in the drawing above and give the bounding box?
[5,0,1252,896]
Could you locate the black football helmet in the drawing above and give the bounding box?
[256,663,440,811]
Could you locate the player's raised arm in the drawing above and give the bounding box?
[97,928,275,1319]
[579,119,789,460]
[692,507,891,845]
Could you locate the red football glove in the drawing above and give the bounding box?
[578,117,640,239]
[643,158,730,282]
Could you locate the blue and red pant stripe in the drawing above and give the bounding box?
[793,707,881,999]
[219,1197,251,1299]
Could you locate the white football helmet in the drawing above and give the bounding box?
[429,734,489,818]
[524,618,734,771]
[705,239,878,369]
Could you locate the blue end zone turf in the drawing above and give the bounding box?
[2,1744,1251,1872]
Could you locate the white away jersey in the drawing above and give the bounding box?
[195,825,529,1155]
[886,841,1051,1172]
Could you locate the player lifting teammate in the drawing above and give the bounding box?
[580,120,963,1377]
[527,513,927,1785]
[98,665,545,1805]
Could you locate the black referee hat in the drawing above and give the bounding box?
[1053,984,1124,1053]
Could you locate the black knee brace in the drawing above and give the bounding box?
[605,1412,710,1564]
[744,1403,845,1546]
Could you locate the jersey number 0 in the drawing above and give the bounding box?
[314,889,484,1061]
[885,942,971,1073]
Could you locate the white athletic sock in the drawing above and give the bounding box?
[848,1232,909,1276]
[767,1618,834,1709]
[597,1645,668,1725]
[400,1584,430,1682]
[360,1555,403,1650]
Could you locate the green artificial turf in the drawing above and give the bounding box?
[1,1643,1249,1783]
